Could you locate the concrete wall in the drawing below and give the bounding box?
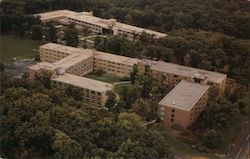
[93,57,132,77]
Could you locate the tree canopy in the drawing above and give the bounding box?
[0,72,173,158]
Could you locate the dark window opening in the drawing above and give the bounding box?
[171,118,174,122]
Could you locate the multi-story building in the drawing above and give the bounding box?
[35,10,76,24]
[51,73,113,106]
[29,43,94,79]
[93,51,139,77]
[39,43,93,63]
[158,80,210,128]
[35,10,167,40]
[32,43,138,78]
[29,43,227,125]
[138,59,227,95]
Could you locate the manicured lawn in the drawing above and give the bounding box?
[0,35,43,63]
[84,72,129,84]
[114,82,132,95]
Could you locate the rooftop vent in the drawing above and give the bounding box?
[56,67,65,75]
[152,61,158,65]
[172,101,176,105]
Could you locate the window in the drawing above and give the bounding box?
[172,109,175,113]
[171,118,174,122]
[171,114,175,117]
[159,111,164,116]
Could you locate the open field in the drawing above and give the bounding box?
[0,35,43,63]
[84,72,129,84]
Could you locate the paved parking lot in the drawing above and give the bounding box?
[4,59,37,77]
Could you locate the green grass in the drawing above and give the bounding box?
[160,113,248,158]
[83,35,107,41]
[84,72,128,84]
[114,82,133,95]
[162,126,221,159]
[0,35,43,63]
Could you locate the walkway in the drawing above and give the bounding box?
[112,81,131,107]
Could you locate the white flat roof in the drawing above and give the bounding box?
[115,22,166,38]
[67,13,109,28]
[40,43,93,55]
[29,62,56,71]
[55,53,92,69]
[35,10,167,38]
[51,73,113,93]
[159,80,210,111]
[35,10,76,21]
[140,59,227,84]
[94,50,139,66]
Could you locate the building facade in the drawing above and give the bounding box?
[35,10,167,40]
[51,73,113,106]
[93,51,138,77]
[138,59,227,95]
[29,43,227,123]
[158,80,210,128]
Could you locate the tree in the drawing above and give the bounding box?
[52,130,83,159]
[114,139,147,159]
[202,129,222,149]
[94,36,102,48]
[47,22,57,42]
[117,112,143,131]
[64,28,78,47]
[119,84,140,109]
[193,96,232,130]
[0,77,176,158]
[19,23,28,38]
[130,64,139,84]
[34,71,52,89]
[31,24,43,40]
[15,112,54,158]
[139,65,154,98]
[65,86,83,101]
[132,99,158,121]
[105,91,117,110]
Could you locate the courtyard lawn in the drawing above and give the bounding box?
[0,35,43,63]
[84,72,129,84]
[114,82,132,95]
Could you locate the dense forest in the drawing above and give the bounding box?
[1,0,250,39]
[0,0,249,158]
[0,71,173,158]
[0,63,248,158]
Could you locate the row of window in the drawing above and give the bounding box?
[51,82,103,104]
[117,29,134,38]
[69,18,102,33]
[42,49,70,56]
[94,58,133,68]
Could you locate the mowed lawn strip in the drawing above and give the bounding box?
[84,72,128,84]
[0,35,43,63]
